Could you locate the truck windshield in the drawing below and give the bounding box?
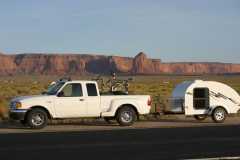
[45,82,65,95]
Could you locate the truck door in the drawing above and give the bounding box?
[54,83,87,118]
[85,83,101,117]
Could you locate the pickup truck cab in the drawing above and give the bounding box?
[9,80,151,129]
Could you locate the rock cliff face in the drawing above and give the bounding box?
[0,54,16,75]
[133,52,154,74]
[0,51,239,75]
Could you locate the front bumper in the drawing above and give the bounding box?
[9,109,28,120]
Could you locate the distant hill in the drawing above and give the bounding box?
[0,51,240,75]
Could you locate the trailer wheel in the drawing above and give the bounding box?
[211,107,226,123]
[237,109,240,116]
[194,115,207,121]
[116,106,137,126]
[26,109,48,129]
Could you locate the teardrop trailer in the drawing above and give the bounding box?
[164,80,240,123]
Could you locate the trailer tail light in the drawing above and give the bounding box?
[147,97,152,106]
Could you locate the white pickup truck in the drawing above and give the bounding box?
[9,80,151,129]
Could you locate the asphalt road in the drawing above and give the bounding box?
[1,116,240,134]
[1,124,240,160]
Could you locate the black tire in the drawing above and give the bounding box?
[194,115,207,121]
[211,107,227,123]
[116,106,137,126]
[20,119,27,126]
[26,109,48,129]
[237,109,240,116]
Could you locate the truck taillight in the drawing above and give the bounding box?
[147,97,152,106]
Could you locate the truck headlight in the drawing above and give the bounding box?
[15,102,22,109]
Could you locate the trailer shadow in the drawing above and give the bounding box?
[144,118,212,123]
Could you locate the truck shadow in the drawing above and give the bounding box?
[0,118,218,130]
[0,120,27,129]
[50,120,119,127]
[0,119,120,129]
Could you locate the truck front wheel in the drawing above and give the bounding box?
[26,109,48,129]
[116,106,137,126]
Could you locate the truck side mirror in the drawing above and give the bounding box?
[57,91,64,97]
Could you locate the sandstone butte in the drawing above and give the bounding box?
[0,51,240,75]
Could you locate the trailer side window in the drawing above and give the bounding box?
[193,88,209,109]
[86,83,98,96]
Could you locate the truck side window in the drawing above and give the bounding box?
[61,83,83,97]
[86,83,98,96]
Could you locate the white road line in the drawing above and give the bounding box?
[185,156,240,160]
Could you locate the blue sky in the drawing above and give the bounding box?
[0,0,240,63]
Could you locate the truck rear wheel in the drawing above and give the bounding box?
[26,109,48,129]
[116,106,137,126]
[211,107,226,123]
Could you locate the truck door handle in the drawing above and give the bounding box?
[79,99,85,101]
